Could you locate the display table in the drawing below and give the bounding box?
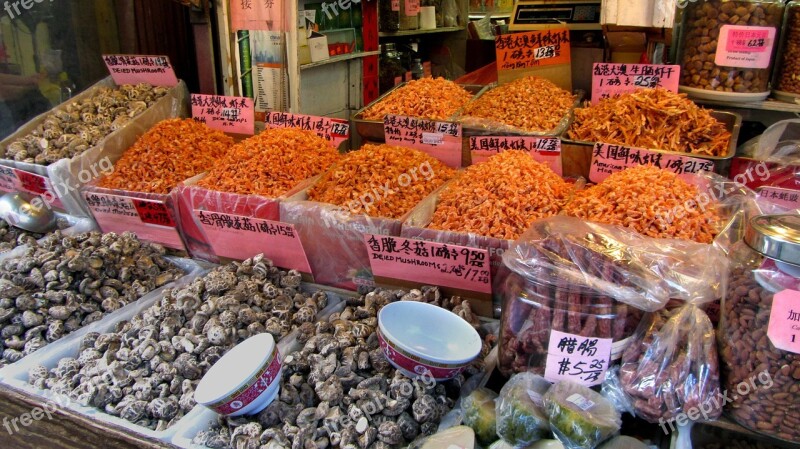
[0,384,173,449]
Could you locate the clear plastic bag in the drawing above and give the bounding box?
[495,372,551,447]
[462,387,498,446]
[543,380,621,449]
[443,0,458,27]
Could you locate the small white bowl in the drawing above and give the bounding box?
[194,333,282,416]
[378,301,482,381]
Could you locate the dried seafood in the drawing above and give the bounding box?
[460,76,575,133]
[198,128,340,197]
[563,166,719,243]
[360,78,472,121]
[307,144,455,219]
[428,151,571,240]
[567,88,731,156]
[0,231,184,367]
[29,255,329,431]
[191,286,494,449]
[97,119,233,194]
[2,84,169,165]
[0,217,69,253]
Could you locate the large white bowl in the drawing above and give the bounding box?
[378,301,482,381]
[194,333,282,416]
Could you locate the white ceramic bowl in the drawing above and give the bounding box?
[194,333,282,416]
[378,301,482,381]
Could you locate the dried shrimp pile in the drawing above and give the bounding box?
[360,78,472,121]
[428,151,571,240]
[198,128,340,197]
[567,88,731,156]
[307,144,455,219]
[563,166,719,243]
[98,119,233,194]
[460,76,575,133]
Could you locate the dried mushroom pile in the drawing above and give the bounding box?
[0,231,183,367]
[198,128,340,197]
[2,84,169,164]
[0,217,69,253]
[97,119,233,194]
[29,255,329,431]
[567,88,731,157]
[563,166,719,243]
[192,286,494,449]
[308,144,456,219]
[360,78,472,121]
[460,76,575,133]
[428,151,571,240]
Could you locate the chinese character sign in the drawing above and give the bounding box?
[495,28,571,71]
[265,112,350,148]
[383,115,462,168]
[230,0,285,31]
[589,142,715,183]
[191,94,255,135]
[544,330,612,386]
[102,55,178,87]
[591,63,680,104]
[469,136,561,174]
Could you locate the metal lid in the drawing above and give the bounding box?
[745,214,800,266]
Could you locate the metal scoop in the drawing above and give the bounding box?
[0,192,56,233]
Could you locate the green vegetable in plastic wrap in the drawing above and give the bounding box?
[544,380,622,449]
[495,372,551,447]
[463,388,498,445]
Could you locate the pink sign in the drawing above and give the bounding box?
[591,63,680,104]
[767,290,800,354]
[84,192,185,251]
[265,112,350,148]
[544,330,612,387]
[757,186,800,211]
[589,142,715,183]
[195,210,312,275]
[14,169,63,209]
[229,0,284,31]
[384,115,462,168]
[364,234,491,294]
[716,26,776,69]
[191,94,255,135]
[469,136,562,174]
[405,0,420,15]
[102,55,178,87]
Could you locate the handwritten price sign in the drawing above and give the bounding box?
[589,142,715,183]
[102,54,178,87]
[365,234,491,294]
[384,115,462,168]
[265,112,350,148]
[495,28,570,71]
[191,94,255,135]
[544,330,612,387]
[591,63,680,104]
[469,136,562,174]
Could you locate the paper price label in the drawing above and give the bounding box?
[0,166,15,192]
[365,234,491,294]
[591,63,680,104]
[589,142,715,183]
[469,136,561,174]
[196,211,312,275]
[768,290,800,354]
[495,28,571,71]
[757,186,800,211]
[102,54,178,87]
[265,112,350,148]
[384,114,462,168]
[84,192,184,250]
[716,25,776,69]
[191,94,255,135]
[544,330,612,387]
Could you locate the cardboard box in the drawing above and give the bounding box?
[308,31,330,62]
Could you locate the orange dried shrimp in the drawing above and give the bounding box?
[563,166,719,243]
[428,151,571,240]
[307,144,455,219]
[360,78,472,121]
[567,88,731,157]
[98,119,233,194]
[197,128,340,197]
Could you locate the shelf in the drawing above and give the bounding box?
[691,98,800,114]
[379,26,466,37]
[299,50,381,70]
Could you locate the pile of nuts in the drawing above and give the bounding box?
[2,84,170,165]
[29,255,330,431]
[360,78,473,121]
[97,119,233,194]
[0,217,69,253]
[679,1,783,94]
[460,76,575,133]
[776,6,800,94]
[0,231,184,367]
[192,286,493,449]
[198,128,340,197]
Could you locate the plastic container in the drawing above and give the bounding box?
[773,2,800,101]
[411,58,424,79]
[676,0,784,102]
[379,0,400,32]
[400,0,420,30]
[719,214,800,444]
